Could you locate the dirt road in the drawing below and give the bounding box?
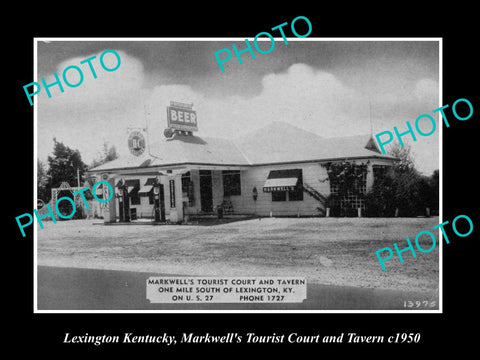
[37,217,440,292]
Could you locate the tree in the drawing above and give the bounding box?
[427,169,439,215]
[365,143,438,217]
[37,159,50,202]
[47,138,88,189]
[364,168,396,217]
[90,141,118,169]
[389,144,424,216]
[45,139,88,219]
[388,143,416,173]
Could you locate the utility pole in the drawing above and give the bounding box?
[144,104,151,154]
[369,100,373,136]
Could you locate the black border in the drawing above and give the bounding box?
[8,5,479,355]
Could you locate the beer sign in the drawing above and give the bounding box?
[167,103,198,132]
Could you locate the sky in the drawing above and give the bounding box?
[36,39,440,175]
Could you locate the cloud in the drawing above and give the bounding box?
[413,78,439,103]
[37,50,147,110]
[37,50,150,163]
[143,63,367,140]
[251,63,364,134]
[141,63,439,175]
[38,59,439,174]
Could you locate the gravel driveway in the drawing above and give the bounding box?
[37,217,440,292]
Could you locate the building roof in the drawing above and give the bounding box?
[234,122,391,165]
[89,122,395,173]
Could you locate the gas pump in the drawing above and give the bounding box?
[116,179,130,222]
[153,177,165,222]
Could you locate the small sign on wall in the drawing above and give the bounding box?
[127,130,146,156]
[169,179,175,208]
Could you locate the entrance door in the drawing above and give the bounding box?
[199,170,213,212]
[153,183,166,222]
[159,183,165,221]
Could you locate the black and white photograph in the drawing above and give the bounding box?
[8,7,478,355]
[33,38,441,312]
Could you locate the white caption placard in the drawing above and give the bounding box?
[146,277,307,303]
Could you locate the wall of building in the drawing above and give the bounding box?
[102,157,394,219]
[212,171,224,211]
[229,158,394,217]
[229,163,329,217]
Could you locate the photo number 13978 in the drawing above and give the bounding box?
[403,300,437,308]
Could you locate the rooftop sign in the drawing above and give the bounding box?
[167,102,198,132]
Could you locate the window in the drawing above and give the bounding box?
[272,191,287,202]
[130,191,141,205]
[181,172,191,193]
[223,170,241,196]
[267,169,303,202]
[148,192,154,205]
[181,171,195,206]
[373,165,391,184]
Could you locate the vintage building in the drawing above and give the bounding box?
[88,105,396,223]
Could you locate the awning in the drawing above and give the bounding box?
[127,186,136,194]
[263,178,298,192]
[116,179,138,187]
[138,185,154,195]
[144,178,157,186]
[139,178,156,196]
[263,169,300,192]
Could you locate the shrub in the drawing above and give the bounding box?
[364,165,438,217]
[364,174,396,217]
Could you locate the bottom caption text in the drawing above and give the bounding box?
[63,332,421,346]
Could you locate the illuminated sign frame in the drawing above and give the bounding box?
[167,105,198,132]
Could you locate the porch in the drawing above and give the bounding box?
[95,165,253,224]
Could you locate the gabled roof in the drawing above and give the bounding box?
[233,122,390,165]
[89,122,395,172]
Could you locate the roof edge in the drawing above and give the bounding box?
[87,155,397,173]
